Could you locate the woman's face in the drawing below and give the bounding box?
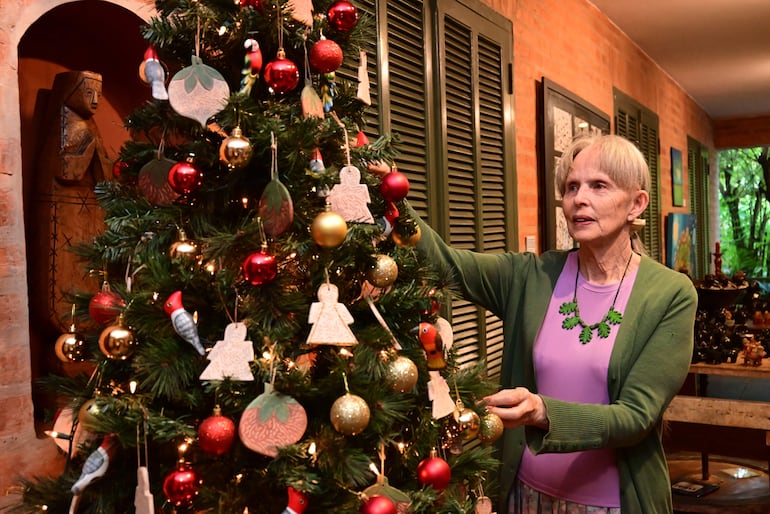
[561,145,645,247]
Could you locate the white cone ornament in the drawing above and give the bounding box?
[140,46,168,100]
[71,434,119,494]
[164,291,206,355]
[168,56,230,127]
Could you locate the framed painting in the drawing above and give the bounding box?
[671,147,684,206]
[666,213,697,275]
[540,78,611,251]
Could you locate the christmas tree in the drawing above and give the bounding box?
[13,1,502,512]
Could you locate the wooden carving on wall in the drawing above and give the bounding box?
[34,70,112,332]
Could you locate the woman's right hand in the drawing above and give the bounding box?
[483,387,549,430]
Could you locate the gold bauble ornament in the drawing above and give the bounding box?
[387,355,418,393]
[169,228,199,259]
[477,411,504,444]
[367,254,398,288]
[330,393,370,435]
[98,315,138,360]
[453,406,481,441]
[54,330,87,363]
[219,126,253,170]
[392,223,421,247]
[311,209,348,248]
[78,399,104,432]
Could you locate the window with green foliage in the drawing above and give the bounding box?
[718,147,770,277]
[613,88,661,262]
[343,0,515,380]
[687,136,710,278]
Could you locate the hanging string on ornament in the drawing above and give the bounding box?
[364,295,401,350]
[55,304,87,363]
[125,233,152,295]
[330,372,370,435]
[139,135,179,206]
[89,278,126,325]
[219,119,253,171]
[301,34,325,118]
[326,112,373,222]
[306,272,358,347]
[258,132,294,236]
[416,448,452,491]
[135,413,154,514]
[240,37,263,95]
[99,313,138,360]
[169,226,200,260]
[202,290,254,381]
[474,483,494,514]
[362,442,411,513]
[167,15,230,127]
[264,4,300,94]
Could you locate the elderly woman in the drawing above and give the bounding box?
[412,134,697,514]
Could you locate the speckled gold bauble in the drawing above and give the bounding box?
[392,224,421,247]
[311,210,348,248]
[477,411,504,444]
[54,331,87,363]
[98,320,138,360]
[367,254,398,288]
[453,406,481,441]
[387,355,418,393]
[330,393,370,435]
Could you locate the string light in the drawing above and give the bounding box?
[130,380,138,394]
[44,430,72,441]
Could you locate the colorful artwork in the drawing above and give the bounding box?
[671,147,684,207]
[666,213,696,275]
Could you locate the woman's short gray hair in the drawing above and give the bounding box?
[554,134,650,197]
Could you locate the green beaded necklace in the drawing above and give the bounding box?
[559,253,633,344]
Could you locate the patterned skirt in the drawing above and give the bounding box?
[509,480,622,514]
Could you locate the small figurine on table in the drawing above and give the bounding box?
[741,334,766,366]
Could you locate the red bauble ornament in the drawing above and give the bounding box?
[89,283,126,325]
[416,454,451,491]
[310,38,344,73]
[112,159,129,179]
[360,495,397,514]
[384,202,399,224]
[238,0,263,10]
[379,171,410,203]
[163,464,202,506]
[264,50,300,94]
[242,247,278,285]
[168,155,203,195]
[328,1,359,32]
[198,406,236,455]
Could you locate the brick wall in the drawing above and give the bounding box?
[482,0,715,250]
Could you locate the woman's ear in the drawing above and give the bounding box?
[628,189,649,222]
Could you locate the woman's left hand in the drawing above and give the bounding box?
[483,387,549,429]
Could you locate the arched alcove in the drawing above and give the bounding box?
[19,0,148,428]
[0,0,152,503]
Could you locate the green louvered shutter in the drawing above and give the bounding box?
[614,88,662,262]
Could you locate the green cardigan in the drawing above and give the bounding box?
[414,217,697,514]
